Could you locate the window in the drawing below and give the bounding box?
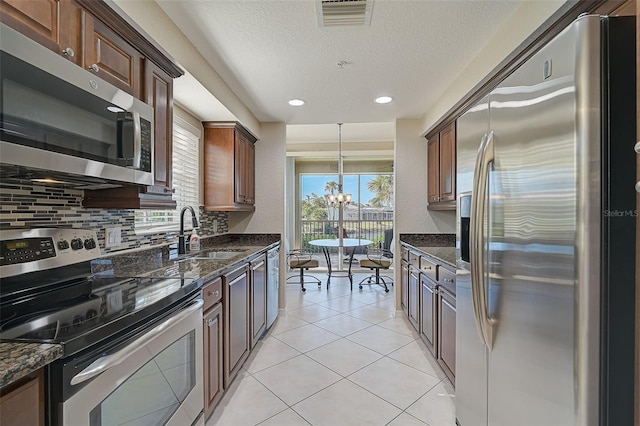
[135,116,200,232]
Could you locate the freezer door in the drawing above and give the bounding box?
[486,18,584,426]
[455,96,489,426]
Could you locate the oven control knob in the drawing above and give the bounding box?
[71,238,83,250]
[84,238,97,250]
[58,240,70,250]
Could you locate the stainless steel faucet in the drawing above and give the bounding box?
[178,206,199,255]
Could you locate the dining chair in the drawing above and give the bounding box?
[286,249,321,292]
[357,247,393,292]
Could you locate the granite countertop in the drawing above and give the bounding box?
[411,246,456,269]
[92,234,280,281]
[0,343,62,388]
[0,234,280,390]
[399,233,456,269]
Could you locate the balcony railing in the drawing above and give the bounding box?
[301,219,393,254]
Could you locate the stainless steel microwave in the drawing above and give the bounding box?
[0,23,154,188]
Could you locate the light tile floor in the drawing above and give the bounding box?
[206,273,455,426]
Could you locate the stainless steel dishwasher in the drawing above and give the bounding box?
[266,246,280,329]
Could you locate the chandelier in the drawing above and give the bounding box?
[328,123,352,206]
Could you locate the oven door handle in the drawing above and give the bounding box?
[70,298,203,386]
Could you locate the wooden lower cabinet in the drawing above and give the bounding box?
[223,265,250,387]
[420,274,437,356]
[438,286,456,384]
[203,277,223,420]
[401,260,409,316]
[408,265,420,331]
[250,256,266,349]
[203,302,223,419]
[0,369,44,426]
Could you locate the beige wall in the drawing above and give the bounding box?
[420,0,565,134]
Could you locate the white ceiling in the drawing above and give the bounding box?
[157,0,523,141]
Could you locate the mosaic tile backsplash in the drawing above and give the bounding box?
[0,182,229,254]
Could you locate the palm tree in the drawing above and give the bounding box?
[367,175,393,208]
[324,180,339,223]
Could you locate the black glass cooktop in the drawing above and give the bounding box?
[0,274,202,356]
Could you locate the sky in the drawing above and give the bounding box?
[301,174,379,205]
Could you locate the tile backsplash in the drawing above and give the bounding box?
[0,182,228,254]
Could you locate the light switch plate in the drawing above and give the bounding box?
[105,226,122,248]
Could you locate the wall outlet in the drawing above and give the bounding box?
[105,226,122,248]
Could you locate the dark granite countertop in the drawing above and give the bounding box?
[399,233,456,269]
[0,343,62,388]
[93,233,280,281]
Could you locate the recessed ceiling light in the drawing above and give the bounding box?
[375,96,393,104]
[288,99,305,106]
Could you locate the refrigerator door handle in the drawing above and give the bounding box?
[470,130,495,350]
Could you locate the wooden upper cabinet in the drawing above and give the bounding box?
[427,121,456,210]
[427,134,440,204]
[439,122,456,202]
[84,15,143,97]
[1,0,83,65]
[0,0,59,51]
[203,122,257,212]
[144,59,174,196]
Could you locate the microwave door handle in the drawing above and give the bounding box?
[70,299,203,386]
[132,111,142,169]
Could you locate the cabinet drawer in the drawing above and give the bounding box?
[400,246,409,261]
[419,256,437,281]
[203,277,222,312]
[439,267,456,295]
[408,251,420,267]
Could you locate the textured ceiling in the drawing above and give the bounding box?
[158,0,523,138]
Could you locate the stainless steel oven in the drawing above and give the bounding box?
[61,298,203,426]
[0,229,204,426]
[0,23,154,188]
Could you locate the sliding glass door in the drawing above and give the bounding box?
[300,173,393,253]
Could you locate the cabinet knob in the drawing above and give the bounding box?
[62,47,75,58]
[207,290,220,298]
[88,64,100,73]
[634,141,640,154]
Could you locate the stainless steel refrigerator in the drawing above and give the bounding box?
[455,15,636,426]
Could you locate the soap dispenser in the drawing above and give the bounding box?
[189,229,200,253]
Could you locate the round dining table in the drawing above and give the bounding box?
[308,238,373,289]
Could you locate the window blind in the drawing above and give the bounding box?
[135,116,200,231]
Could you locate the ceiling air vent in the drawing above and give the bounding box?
[316,0,374,27]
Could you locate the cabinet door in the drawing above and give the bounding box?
[144,59,174,194]
[234,133,255,205]
[84,15,142,97]
[408,266,420,331]
[0,0,59,51]
[250,257,266,348]
[0,370,43,426]
[203,303,224,420]
[427,136,440,203]
[224,266,249,387]
[439,122,456,202]
[420,275,436,356]
[438,287,456,383]
[57,0,84,66]
[401,260,409,316]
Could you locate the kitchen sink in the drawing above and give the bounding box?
[181,250,247,261]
